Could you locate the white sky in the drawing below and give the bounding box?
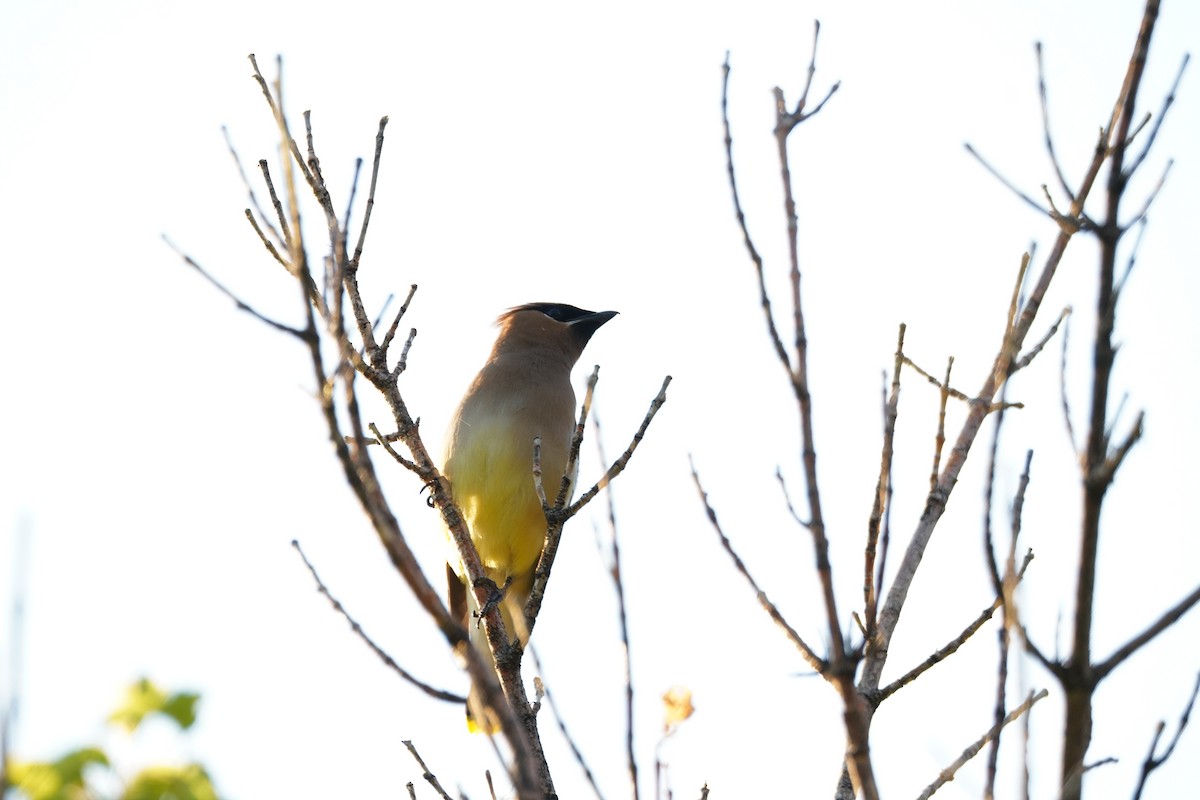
[2,1,1199,798]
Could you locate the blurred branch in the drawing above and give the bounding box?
[1131,672,1200,800]
[1094,583,1200,682]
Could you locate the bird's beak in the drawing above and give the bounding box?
[568,310,618,343]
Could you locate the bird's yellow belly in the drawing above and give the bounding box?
[447,419,568,582]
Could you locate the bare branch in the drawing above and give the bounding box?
[900,356,971,404]
[402,740,455,800]
[984,624,1011,800]
[1096,410,1144,485]
[594,415,639,800]
[865,324,904,637]
[1094,583,1200,682]
[567,376,671,516]
[527,374,669,633]
[1115,218,1147,299]
[964,143,1074,230]
[775,20,841,134]
[292,540,463,703]
[1122,157,1173,230]
[1035,42,1077,206]
[248,54,316,190]
[243,208,290,271]
[255,158,298,264]
[1013,305,1071,372]
[915,689,1049,800]
[222,125,285,249]
[525,652,605,800]
[163,235,307,338]
[1058,309,1080,456]
[690,457,826,673]
[368,422,421,475]
[381,283,419,364]
[340,156,363,257]
[877,550,1033,703]
[721,53,792,376]
[345,116,391,364]
[1132,671,1200,800]
[929,357,954,493]
[1125,52,1190,177]
[775,468,810,528]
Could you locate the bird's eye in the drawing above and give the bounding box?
[535,304,580,322]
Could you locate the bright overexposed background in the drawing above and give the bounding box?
[2,1,1198,798]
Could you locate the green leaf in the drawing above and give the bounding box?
[109,677,169,732]
[121,763,219,800]
[9,746,110,800]
[159,691,200,730]
[108,679,199,732]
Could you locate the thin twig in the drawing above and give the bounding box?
[292,540,463,703]
[402,740,455,800]
[525,653,605,800]
[243,208,290,270]
[163,235,308,338]
[382,284,419,364]
[1122,158,1173,230]
[1057,309,1079,456]
[1132,671,1200,800]
[721,53,792,375]
[1115,218,1147,299]
[341,156,364,257]
[1094,582,1200,682]
[368,422,422,475]
[915,690,1049,800]
[865,324,904,638]
[964,143,1068,228]
[901,357,972,404]
[222,124,285,249]
[690,457,825,673]
[984,623,1010,800]
[1125,52,1190,177]
[594,414,639,800]
[345,116,391,365]
[877,550,1033,703]
[1012,306,1071,372]
[567,376,671,515]
[775,468,810,528]
[255,157,292,250]
[527,374,669,633]
[982,388,1010,600]
[1036,42,1077,206]
[929,357,954,493]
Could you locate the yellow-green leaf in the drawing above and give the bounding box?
[121,763,219,800]
[9,746,109,800]
[109,677,169,732]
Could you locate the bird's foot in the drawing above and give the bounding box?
[472,575,513,627]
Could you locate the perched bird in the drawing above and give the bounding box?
[442,302,618,731]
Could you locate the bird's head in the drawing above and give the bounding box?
[493,302,618,362]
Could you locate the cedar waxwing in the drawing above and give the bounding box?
[443,302,617,732]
